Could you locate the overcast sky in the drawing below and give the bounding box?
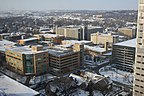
[0,0,138,11]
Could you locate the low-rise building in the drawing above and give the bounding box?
[0,73,39,96]
[18,38,38,45]
[0,40,16,66]
[84,44,111,64]
[62,40,93,45]
[6,45,49,76]
[48,44,84,75]
[34,34,65,44]
[112,39,136,72]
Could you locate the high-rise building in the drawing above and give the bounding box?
[133,0,144,95]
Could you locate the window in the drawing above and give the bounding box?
[136,67,141,69]
[135,84,139,87]
[135,79,140,81]
[136,73,140,75]
[137,61,141,63]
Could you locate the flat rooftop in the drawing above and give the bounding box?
[0,74,39,96]
[84,45,106,53]
[48,47,76,57]
[114,39,136,48]
[19,38,38,42]
[0,40,16,46]
[39,33,64,38]
[62,40,92,45]
[8,46,47,54]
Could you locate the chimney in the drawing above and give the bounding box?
[105,42,109,51]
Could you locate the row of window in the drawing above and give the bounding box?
[136,67,144,71]
[135,90,144,94]
[135,78,144,83]
[136,61,144,64]
[136,73,144,76]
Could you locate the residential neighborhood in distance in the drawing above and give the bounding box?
[0,0,142,96]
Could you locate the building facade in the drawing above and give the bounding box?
[56,25,103,41]
[48,44,84,75]
[112,39,136,72]
[118,27,136,39]
[91,33,119,46]
[6,45,49,76]
[133,0,144,95]
[34,34,65,44]
[18,38,38,45]
[56,26,83,40]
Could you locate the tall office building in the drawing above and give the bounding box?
[133,0,144,96]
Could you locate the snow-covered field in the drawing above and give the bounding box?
[99,66,133,86]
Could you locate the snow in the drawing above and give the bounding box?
[114,39,136,48]
[0,75,39,96]
[99,67,133,86]
[93,91,103,96]
[71,89,89,96]
[84,45,106,53]
[39,33,63,38]
[0,40,16,46]
[103,52,112,56]
[62,40,92,45]
[69,74,86,86]
[20,38,38,42]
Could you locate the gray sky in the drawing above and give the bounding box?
[0,0,138,11]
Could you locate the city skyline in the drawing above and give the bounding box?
[0,0,138,11]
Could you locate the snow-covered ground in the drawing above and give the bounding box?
[99,66,133,86]
[71,89,89,96]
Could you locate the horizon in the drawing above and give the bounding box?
[0,0,138,11]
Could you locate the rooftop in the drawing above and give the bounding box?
[62,40,92,45]
[48,47,76,57]
[114,38,136,48]
[88,26,103,29]
[0,74,39,96]
[8,46,47,54]
[39,33,64,38]
[0,40,16,46]
[84,45,106,53]
[19,38,38,42]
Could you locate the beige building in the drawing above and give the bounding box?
[56,25,103,41]
[133,0,144,96]
[48,44,84,75]
[118,27,136,39]
[34,34,65,44]
[18,38,38,45]
[6,45,49,76]
[91,33,119,46]
[62,40,93,46]
[56,26,83,40]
